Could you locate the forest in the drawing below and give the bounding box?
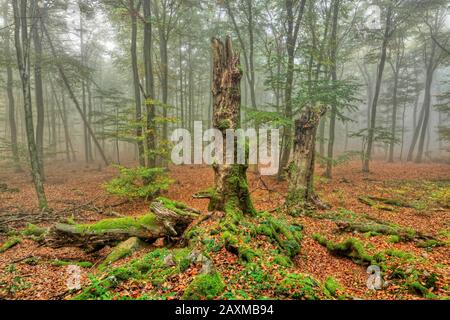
[0,0,449,301]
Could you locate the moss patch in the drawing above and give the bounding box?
[182,272,225,300]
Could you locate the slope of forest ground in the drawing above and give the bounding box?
[0,160,449,300]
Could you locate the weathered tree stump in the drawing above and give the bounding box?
[208,36,255,215]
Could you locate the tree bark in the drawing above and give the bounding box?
[363,4,393,172]
[12,0,48,210]
[208,37,255,215]
[2,2,22,172]
[32,4,45,176]
[325,0,340,179]
[278,0,307,180]
[143,0,156,168]
[129,0,145,167]
[287,109,328,210]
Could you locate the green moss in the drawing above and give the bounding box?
[277,273,319,300]
[74,214,157,234]
[388,235,401,243]
[273,255,292,267]
[0,237,21,253]
[313,235,372,265]
[173,248,191,272]
[239,247,259,262]
[407,281,437,299]
[182,272,225,300]
[52,260,93,268]
[257,217,302,258]
[21,223,46,237]
[416,239,445,249]
[324,277,342,297]
[99,237,142,270]
[385,249,416,262]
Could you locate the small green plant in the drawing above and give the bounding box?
[104,166,172,200]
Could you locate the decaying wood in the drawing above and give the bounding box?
[43,199,199,249]
[208,36,254,214]
[336,221,436,242]
[286,109,329,210]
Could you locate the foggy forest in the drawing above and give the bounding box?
[0,0,449,301]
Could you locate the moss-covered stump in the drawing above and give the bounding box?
[44,197,198,249]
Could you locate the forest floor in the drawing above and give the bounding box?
[0,160,449,300]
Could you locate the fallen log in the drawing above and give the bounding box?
[336,221,435,242]
[43,197,199,249]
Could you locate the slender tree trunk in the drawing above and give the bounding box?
[278,0,307,180]
[130,0,145,166]
[179,36,184,128]
[13,0,48,210]
[388,68,400,162]
[363,5,393,172]
[208,37,255,215]
[325,0,340,179]
[3,2,22,172]
[319,118,326,157]
[32,6,45,176]
[415,67,434,163]
[143,0,156,168]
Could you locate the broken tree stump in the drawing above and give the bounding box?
[43,197,199,249]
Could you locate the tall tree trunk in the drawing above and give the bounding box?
[415,66,435,163]
[178,36,184,128]
[50,80,71,162]
[224,0,257,109]
[208,37,255,215]
[32,5,45,176]
[158,32,169,142]
[325,0,340,179]
[13,0,48,210]
[415,33,439,163]
[388,68,400,162]
[363,4,393,172]
[278,0,307,180]
[130,0,145,166]
[143,0,156,168]
[3,2,22,172]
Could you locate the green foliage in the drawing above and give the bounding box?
[293,79,361,117]
[104,166,172,200]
